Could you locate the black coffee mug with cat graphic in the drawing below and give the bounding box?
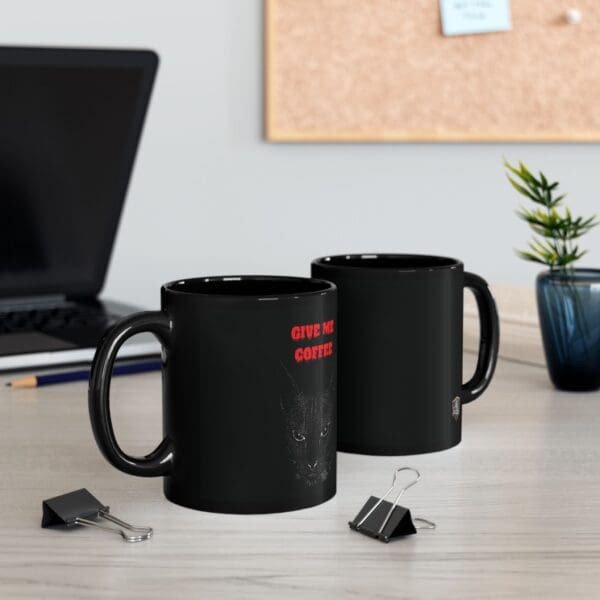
[89,276,337,514]
[312,254,499,455]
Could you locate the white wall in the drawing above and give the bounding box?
[2,0,599,308]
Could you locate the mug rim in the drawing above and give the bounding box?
[312,253,463,272]
[162,275,336,299]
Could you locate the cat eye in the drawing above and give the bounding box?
[320,423,330,437]
[292,430,306,442]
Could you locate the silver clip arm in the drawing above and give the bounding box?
[74,510,153,542]
[356,467,422,534]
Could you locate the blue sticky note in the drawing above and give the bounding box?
[439,0,512,36]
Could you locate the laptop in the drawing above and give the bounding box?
[0,47,160,372]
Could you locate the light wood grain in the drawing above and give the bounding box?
[1,357,600,599]
[265,0,600,142]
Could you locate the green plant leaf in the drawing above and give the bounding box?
[507,176,541,203]
[550,193,567,206]
[518,162,541,187]
[505,159,597,271]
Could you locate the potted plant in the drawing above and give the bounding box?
[505,160,600,391]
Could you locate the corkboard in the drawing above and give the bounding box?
[265,0,600,142]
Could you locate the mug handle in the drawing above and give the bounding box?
[88,311,174,476]
[461,273,500,404]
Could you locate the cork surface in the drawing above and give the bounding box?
[265,0,600,141]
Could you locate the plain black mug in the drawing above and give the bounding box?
[311,254,499,455]
[88,276,337,514]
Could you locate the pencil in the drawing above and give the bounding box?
[6,359,162,388]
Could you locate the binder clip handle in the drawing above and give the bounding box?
[413,517,436,530]
[75,510,153,543]
[42,488,153,543]
[349,467,436,543]
[356,467,421,534]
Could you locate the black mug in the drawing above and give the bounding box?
[311,254,499,455]
[89,276,337,514]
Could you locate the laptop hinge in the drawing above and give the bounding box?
[0,294,70,310]
[65,294,98,302]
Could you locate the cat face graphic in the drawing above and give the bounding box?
[280,370,335,487]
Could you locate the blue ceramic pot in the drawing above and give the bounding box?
[537,269,600,391]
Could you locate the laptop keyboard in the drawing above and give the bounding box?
[0,305,117,335]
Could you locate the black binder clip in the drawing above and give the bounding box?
[42,488,153,543]
[349,467,435,543]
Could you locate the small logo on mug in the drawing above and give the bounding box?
[451,396,461,421]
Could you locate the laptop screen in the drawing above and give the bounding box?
[0,48,157,299]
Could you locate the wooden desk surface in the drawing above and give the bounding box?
[1,358,599,599]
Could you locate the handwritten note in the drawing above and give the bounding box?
[439,0,512,36]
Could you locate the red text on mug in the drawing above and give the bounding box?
[290,319,335,363]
